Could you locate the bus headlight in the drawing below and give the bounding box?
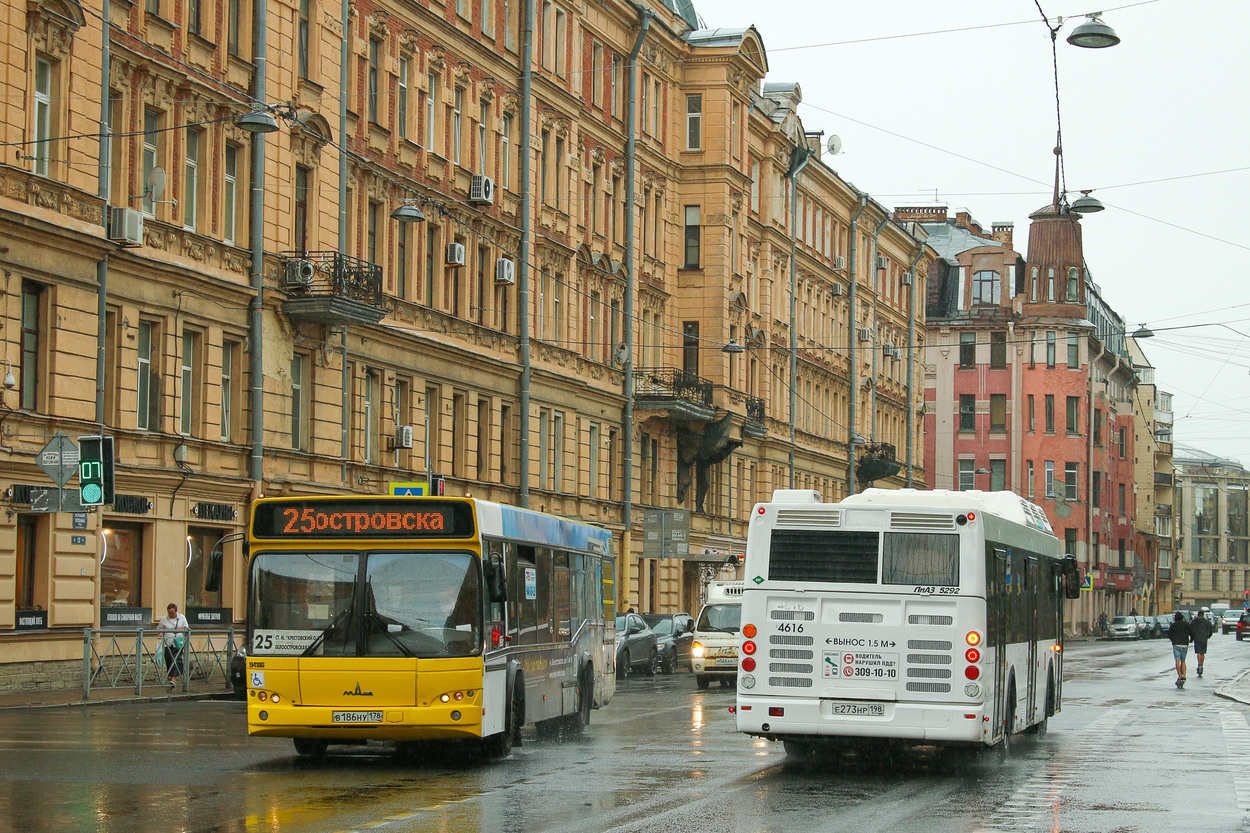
[740,674,755,689]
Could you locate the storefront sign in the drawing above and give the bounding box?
[187,607,233,627]
[100,607,152,629]
[15,610,47,630]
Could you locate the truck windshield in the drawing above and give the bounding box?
[697,603,741,633]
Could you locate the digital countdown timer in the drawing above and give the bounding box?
[251,499,476,540]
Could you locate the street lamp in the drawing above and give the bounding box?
[721,339,744,355]
[1066,14,1121,49]
[390,202,428,223]
[1070,190,1105,213]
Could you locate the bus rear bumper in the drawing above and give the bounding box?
[247,701,484,743]
[735,694,988,745]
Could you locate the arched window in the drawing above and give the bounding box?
[1067,267,1080,302]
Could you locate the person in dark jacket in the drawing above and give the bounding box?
[1191,608,1214,677]
[1170,611,1192,688]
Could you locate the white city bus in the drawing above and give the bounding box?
[734,488,1080,757]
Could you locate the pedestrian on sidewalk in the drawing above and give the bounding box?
[1191,607,1214,677]
[1169,611,1192,688]
[158,603,189,688]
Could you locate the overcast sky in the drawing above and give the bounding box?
[700,0,1250,467]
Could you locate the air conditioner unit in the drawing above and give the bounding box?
[446,242,466,266]
[107,206,144,246]
[901,271,914,286]
[834,255,847,271]
[283,258,316,290]
[494,258,516,284]
[469,174,496,206]
[829,284,843,297]
[876,256,889,270]
[857,327,873,343]
[395,425,414,449]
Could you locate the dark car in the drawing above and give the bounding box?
[1239,612,1250,642]
[614,613,658,678]
[1154,614,1172,639]
[641,612,695,674]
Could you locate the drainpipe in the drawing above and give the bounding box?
[248,0,269,483]
[95,0,111,427]
[621,6,652,603]
[517,0,535,507]
[785,145,812,489]
[338,0,351,474]
[905,245,924,487]
[868,217,888,443]
[846,194,867,496]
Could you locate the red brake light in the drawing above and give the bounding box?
[742,640,756,655]
[741,657,756,672]
[965,647,981,663]
[966,511,976,521]
[965,666,981,680]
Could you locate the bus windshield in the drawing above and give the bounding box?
[250,550,481,658]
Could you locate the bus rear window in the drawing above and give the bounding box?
[881,533,959,586]
[768,530,878,583]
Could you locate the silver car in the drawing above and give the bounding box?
[1107,615,1139,640]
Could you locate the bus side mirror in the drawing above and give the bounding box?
[204,550,223,593]
[1061,555,1081,600]
[485,560,508,603]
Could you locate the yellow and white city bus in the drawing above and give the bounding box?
[244,495,615,758]
[734,488,1080,757]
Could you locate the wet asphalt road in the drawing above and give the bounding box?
[0,637,1248,833]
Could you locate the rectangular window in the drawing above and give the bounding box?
[398,57,409,140]
[1045,461,1055,498]
[183,129,200,230]
[294,166,309,253]
[20,282,43,412]
[452,87,463,165]
[425,73,438,150]
[990,459,1006,491]
[683,205,700,268]
[221,339,241,442]
[478,102,489,172]
[1093,407,1102,445]
[1066,396,1080,434]
[959,394,975,431]
[501,115,511,189]
[1065,462,1078,501]
[1065,528,1077,557]
[539,130,549,205]
[142,110,160,216]
[481,0,493,35]
[990,331,1006,368]
[223,145,238,245]
[640,73,649,134]
[554,8,566,76]
[1027,394,1035,431]
[179,329,200,436]
[367,200,380,265]
[33,56,52,177]
[685,94,702,150]
[958,459,975,491]
[588,422,600,496]
[136,320,159,430]
[396,222,409,300]
[425,224,438,304]
[298,0,310,78]
[227,0,241,56]
[1119,427,1127,458]
[291,354,308,450]
[475,246,488,325]
[538,408,550,490]
[611,55,621,116]
[682,321,699,376]
[1068,333,1079,368]
[990,394,1006,431]
[959,332,975,368]
[504,0,518,51]
[188,0,201,34]
[591,44,603,107]
[882,533,958,585]
[554,136,563,209]
[1044,394,1055,432]
[1027,460,1035,498]
[1046,331,1056,367]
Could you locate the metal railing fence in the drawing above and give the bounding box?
[82,627,238,700]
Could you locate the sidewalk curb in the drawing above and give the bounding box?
[1215,666,1250,706]
[0,690,237,711]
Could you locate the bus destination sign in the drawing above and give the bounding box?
[251,498,476,540]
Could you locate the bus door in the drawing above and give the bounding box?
[1025,556,1039,719]
[991,546,1009,740]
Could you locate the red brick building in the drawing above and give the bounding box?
[906,202,1138,632]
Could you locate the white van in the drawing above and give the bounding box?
[692,580,744,690]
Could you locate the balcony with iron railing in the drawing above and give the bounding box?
[280,252,387,326]
[634,368,716,422]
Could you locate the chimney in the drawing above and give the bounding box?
[991,222,1014,249]
[954,211,986,238]
[892,206,947,224]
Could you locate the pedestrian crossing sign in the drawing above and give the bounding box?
[1080,575,1092,591]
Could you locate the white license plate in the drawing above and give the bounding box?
[714,657,737,667]
[332,710,383,724]
[831,702,884,716]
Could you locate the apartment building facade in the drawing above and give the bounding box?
[0,0,931,688]
[1173,448,1250,610]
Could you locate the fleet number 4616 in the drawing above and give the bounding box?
[776,622,805,633]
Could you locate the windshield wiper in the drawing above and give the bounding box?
[364,609,415,657]
[301,604,354,657]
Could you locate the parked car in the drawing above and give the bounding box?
[1154,614,1173,639]
[641,612,695,675]
[1135,615,1156,639]
[1238,612,1250,642]
[1107,615,1139,640]
[1222,608,1243,634]
[614,613,658,678]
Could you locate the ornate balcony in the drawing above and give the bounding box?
[743,396,766,438]
[280,251,387,326]
[856,442,901,485]
[634,367,715,422]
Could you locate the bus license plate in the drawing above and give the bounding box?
[332,711,383,724]
[714,657,737,667]
[831,702,884,717]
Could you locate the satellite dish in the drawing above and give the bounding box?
[613,342,630,366]
[826,135,842,156]
[147,166,167,200]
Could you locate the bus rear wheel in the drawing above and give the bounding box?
[293,738,328,758]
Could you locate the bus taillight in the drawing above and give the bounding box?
[965,647,981,663]
[965,631,982,646]
[743,623,757,638]
[742,640,756,655]
[964,665,981,680]
[491,627,503,647]
[741,657,756,672]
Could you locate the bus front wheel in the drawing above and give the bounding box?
[484,681,522,758]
